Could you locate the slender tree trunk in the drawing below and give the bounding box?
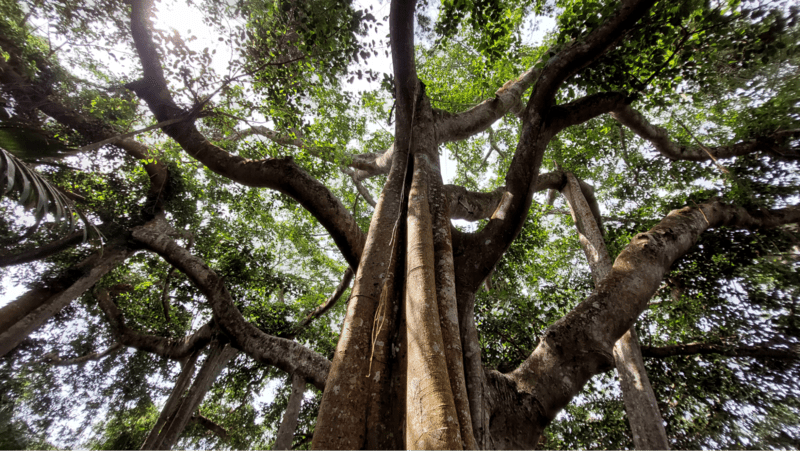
[274,374,306,450]
[561,173,669,450]
[141,349,202,450]
[0,244,133,357]
[150,339,237,450]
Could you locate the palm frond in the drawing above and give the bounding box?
[1,145,101,243]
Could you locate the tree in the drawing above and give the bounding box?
[1,0,799,448]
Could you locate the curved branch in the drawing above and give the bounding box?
[453,0,657,292]
[126,1,364,268]
[434,66,542,143]
[131,218,331,390]
[290,267,354,337]
[0,57,169,207]
[549,92,629,133]
[96,288,213,360]
[612,103,800,161]
[507,199,800,430]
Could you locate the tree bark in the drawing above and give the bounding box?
[274,374,307,450]
[404,151,462,450]
[501,200,799,446]
[141,349,202,450]
[561,172,669,450]
[0,231,83,267]
[0,243,134,358]
[96,287,214,360]
[153,339,237,450]
[612,103,800,161]
[131,218,331,390]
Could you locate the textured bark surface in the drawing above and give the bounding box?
[274,374,307,450]
[562,172,669,450]
[404,153,462,450]
[126,0,364,269]
[504,200,800,443]
[614,328,669,449]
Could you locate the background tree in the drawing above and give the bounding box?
[1,0,799,449]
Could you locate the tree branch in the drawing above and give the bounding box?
[548,92,629,133]
[612,103,800,161]
[290,267,354,337]
[131,217,331,390]
[0,231,83,267]
[42,342,123,366]
[96,287,214,360]
[274,374,306,449]
[453,0,657,292]
[126,0,365,269]
[434,66,542,143]
[190,414,230,442]
[507,199,800,433]
[0,57,169,207]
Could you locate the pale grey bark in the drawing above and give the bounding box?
[274,374,306,450]
[561,172,669,450]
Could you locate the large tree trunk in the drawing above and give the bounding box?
[560,173,669,449]
[0,243,133,357]
[313,91,477,450]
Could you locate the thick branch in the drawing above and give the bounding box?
[126,0,365,269]
[0,243,134,358]
[434,67,541,143]
[612,103,800,161]
[0,57,169,206]
[549,92,629,133]
[560,172,668,450]
[641,342,800,360]
[96,288,213,360]
[131,218,331,390]
[508,199,800,431]
[453,0,657,292]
